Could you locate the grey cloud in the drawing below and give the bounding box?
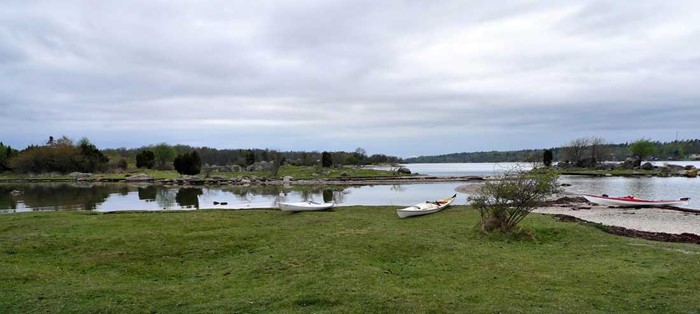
[1,1,700,156]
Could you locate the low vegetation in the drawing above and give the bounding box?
[0,137,402,180]
[173,151,202,175]
[470,168,559,233]
[1,207,698,312]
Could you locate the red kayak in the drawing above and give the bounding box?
[582,194,690,207]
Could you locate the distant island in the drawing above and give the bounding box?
[403,139,700,163]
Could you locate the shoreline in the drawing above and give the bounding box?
[534,197,700,240]
[0,175,487,185]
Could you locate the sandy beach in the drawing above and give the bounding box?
[456,183,700,236]
[534,204,700,235]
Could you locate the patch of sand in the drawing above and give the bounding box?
[534,204,700,235]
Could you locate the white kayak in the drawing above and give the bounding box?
[582,194,690,207]
[396,194,457,218]
[278,201,334,212]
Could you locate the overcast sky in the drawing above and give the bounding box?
[1,1,699,157]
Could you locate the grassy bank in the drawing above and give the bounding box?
[1,207,699,313]
[0,165,404,181]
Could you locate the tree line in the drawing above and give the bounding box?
[0,136,401,175]
[404,138,700,163]
[103,145,400,168]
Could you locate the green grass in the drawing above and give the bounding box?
[1,207,699,313]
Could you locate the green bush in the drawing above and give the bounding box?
[116,158,128,170]
[9,137,108,174]
[470,168,559,233]
[135,150,155,169]
[321,152,332,168]
[173,151,202,175]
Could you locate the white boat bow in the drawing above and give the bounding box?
[396,194,457,218]
[278,201,334,212]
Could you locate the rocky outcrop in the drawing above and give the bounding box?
[125,173,154,182]
[69,172,93,180]
[640,162,654,170]
[575,158,597,168]
[246,161,272,172]
[621,158,637,169]
[203,164,244,173]
[595,163,617,171]
[396,167,412,175]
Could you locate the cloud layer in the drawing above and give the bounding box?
[2,1,699,156]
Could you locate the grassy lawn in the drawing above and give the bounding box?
[1,207,699,313]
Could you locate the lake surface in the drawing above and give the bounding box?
[2,162,699,213]
[0,182,471,214]
[384,162,532,177]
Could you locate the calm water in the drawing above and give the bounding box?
[0,182,470,214]
[396,162,699,209]
[2,162,699,213]
[373,162,532,176]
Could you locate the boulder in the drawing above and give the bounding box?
[396,167,412,175]
[685,168,698,178]
[595,163,616,171]
[633,158,642,167]
[685,165,697,170]
[246,161,272,172]
[621,158,636,169]
[180,175,203,180]
[658,166,672,177]
[640,162,653,171]
[69,172,93,179]
[664,164,686,174]
[125,173,153,182]
[575,158,597,168]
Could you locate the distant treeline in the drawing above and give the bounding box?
[103,145,401,167]
[0,136,402,174]
[403,139,700,163]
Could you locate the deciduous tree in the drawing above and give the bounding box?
[629,138,657,161]
[151,143,176,169]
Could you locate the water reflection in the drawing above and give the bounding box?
[559,176,700,208]
[323,189,333,203]
[1,183,113,212]
[0,186,17,210]
[1,182,458,213]
[175,188,202,209]
[3,174,699,213]
[138,186,157,201]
